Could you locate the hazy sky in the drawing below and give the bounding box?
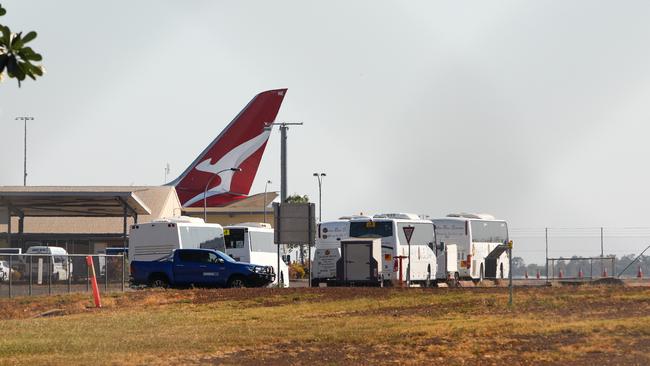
[2,1,650,261]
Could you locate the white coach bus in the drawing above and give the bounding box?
[432,213,509,282]
[312,213,437,286]
[223,223,289,287]
[129,217,225,261]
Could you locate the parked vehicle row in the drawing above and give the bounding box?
[312,212,510,287]
[128,217,288,288]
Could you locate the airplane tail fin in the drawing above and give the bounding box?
[169,89,287,208]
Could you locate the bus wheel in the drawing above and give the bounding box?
[311,278,320,287]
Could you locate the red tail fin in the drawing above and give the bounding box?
[169,89,287,208]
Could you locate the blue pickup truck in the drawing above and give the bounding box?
[130,248,275,288]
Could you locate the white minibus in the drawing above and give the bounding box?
[223,223,289,287]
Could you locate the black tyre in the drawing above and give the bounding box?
[311,278,320,287]
[227,275,247,288]
[149,274,169,288]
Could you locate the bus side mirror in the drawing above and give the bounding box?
[436,242,445,251]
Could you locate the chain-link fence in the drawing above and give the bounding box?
[0,254,127,298]
[510,227,650,280]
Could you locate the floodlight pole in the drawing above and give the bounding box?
[313,173,326,222]
[264,180,272,223]
[265,122,303,203]
[15,116,34,186]
[203,167,242,222]
[266,122,303,288]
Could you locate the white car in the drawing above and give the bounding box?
[0,260,12,282]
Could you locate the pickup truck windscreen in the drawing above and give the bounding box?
[178,250,235,263]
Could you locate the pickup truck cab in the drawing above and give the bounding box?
[130,248,275,288]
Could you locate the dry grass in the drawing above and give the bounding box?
[0,286,649,365]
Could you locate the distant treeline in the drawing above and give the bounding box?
[511,254,649,278]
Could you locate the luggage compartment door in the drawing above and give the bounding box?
[344,243,372,281]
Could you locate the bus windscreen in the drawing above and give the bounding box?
[350,221,393,238]
[470,221,508,243]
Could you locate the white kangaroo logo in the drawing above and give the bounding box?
[182,129,271,206]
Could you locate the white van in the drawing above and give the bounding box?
[129,216,225,261]
[224,223,289,287]
[25,246,71,281]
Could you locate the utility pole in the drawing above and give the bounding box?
[15,116,34,186]
[313,173,326,222]
[265,122,303,202]
[264,180,272,223]
[265,122,303,287]
[545,227,549,283]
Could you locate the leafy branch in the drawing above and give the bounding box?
[0,3,44,87]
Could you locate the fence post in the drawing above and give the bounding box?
[121,254,125,292]
[8,255,12,298]
[29,255,32,296]
[545,227,549,283]
[104,256,108,292]
[67,256,71,294]
[48,255,52,296]
[86,261,90,293]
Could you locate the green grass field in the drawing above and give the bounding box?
[1,285,649,365]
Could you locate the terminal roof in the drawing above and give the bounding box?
[0,186,151,217]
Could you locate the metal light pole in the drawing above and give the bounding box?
[203,167,242,222]
[265,122,303,203]
[15,116,34,186]
[264,180,272,223]
[312,173,326,222]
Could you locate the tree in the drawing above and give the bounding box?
[0,3,44,86]
[285,194,309,203]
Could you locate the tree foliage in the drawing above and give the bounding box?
[285,194,309,203]
[0,3,44,86]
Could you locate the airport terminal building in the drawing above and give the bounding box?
[0,186,181,254]
[0,186,277,255]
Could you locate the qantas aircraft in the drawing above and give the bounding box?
[168,88,287,207]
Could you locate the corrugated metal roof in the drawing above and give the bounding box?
[0,186,181,234]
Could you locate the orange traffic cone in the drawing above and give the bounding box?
[536,270,541,279]
[578,268,584,279]
[638,267,643,279]
[603,267,608,277]
[559,270,564,279]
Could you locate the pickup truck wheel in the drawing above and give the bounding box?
[227,275,247,288]
[149,275,169,288]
